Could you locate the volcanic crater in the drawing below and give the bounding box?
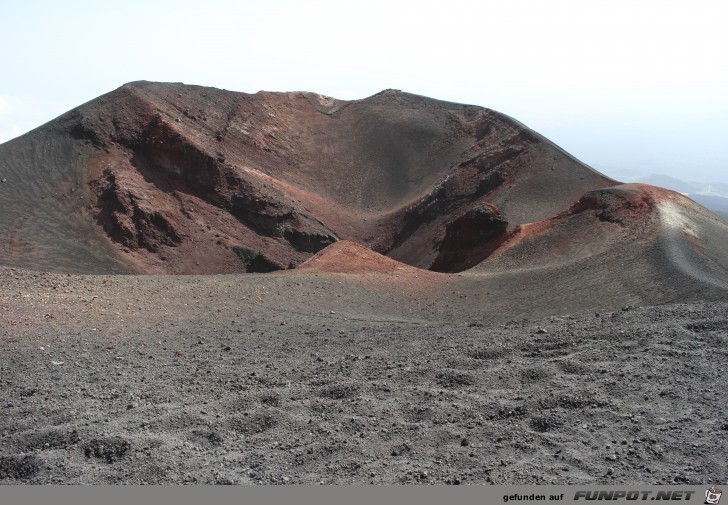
[0,81,620,275]
[2,81,727,302]
[1,83,728,485]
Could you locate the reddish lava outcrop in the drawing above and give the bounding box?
[430,203,509,272]
[297,240,437,276]
[562,184,660,225]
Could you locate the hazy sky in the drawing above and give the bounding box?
[1,0,726,183]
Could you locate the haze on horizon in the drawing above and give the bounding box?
[1,0,726,184]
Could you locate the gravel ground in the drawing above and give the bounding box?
[1,267,726,485]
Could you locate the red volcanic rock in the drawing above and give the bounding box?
[89,165,182,252]
[562,184,659,225]
[297,240,429,275]
[430,203,509,272]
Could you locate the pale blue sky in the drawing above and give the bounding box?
[1,0,726,182]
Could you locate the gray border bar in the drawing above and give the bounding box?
[0,485,721,505]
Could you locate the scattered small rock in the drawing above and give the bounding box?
[83,437,131,463]
[0,455,40,479]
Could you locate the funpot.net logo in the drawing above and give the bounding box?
[572,490,697,501]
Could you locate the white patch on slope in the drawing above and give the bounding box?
[657,200,728,292]
[658,200,698,238]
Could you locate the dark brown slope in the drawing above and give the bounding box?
[450,184,728,318]
[0,128,132,274]
[0,81,615,274]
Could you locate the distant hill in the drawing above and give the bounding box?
[637,174,702,194]
[689,194,728,221]
[634,174,728,198]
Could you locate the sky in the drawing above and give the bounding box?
[1,0,726,183]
